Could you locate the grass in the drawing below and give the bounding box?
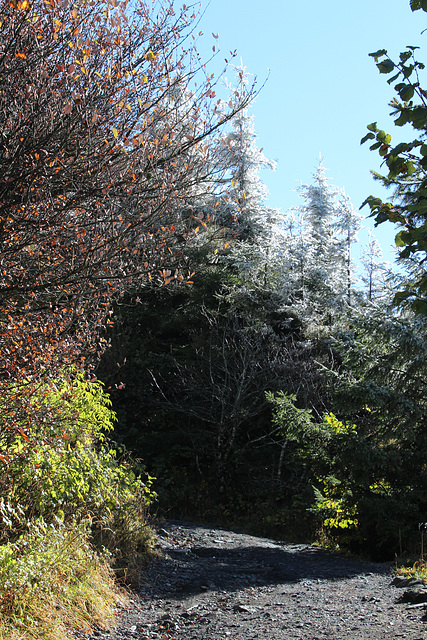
[0,519,128,640]
[394,560,427,580]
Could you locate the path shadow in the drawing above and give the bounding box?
[142,521,389,599]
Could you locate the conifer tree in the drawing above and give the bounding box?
[335,191,363,305]
[292,162,349,319]
[360,231,392,302]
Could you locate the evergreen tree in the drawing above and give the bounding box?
[360,231,392,302]
[334,191,363,305]
[291,162,353,321]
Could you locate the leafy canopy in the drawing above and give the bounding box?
[361,3,427,314]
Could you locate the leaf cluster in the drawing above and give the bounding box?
[361,44,427,313]
[0,371,156,552]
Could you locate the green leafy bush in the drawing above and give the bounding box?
[266,391,413,558]
[0,370,156,556]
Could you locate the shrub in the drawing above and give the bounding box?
[0,370,156,561]
[0,519,125,640]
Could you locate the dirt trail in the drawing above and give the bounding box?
[78,520,427,640]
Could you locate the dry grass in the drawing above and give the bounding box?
[0,520,128,640]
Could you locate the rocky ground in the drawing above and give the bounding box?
[77,520,427,640]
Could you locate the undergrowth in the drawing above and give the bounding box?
[0,519,126,640]
[0,371,157,638]
[394,560,427,580]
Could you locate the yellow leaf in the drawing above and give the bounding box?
[146,50,156,61]
[224,242,229,249]
[112,128,119,138]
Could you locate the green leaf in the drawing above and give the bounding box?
[400,246,413,258]
[412,298,427,315]
[402,64,415,79]
[400,51,413,63]
[411,106,427,128]
[390,142,408,155]
[393,290,412,304]
[374,210,391,225]
[410,0,427,11]
[398,85,415,101]
[369,141,382,151]
[367,122,378,132]
[378,60,395,74]
[361,132,376,145]
[376,130,391,144]
[395,230,410,247]
[407,161,417,175]
[387,72,401,85]
[394,110,411,126]
[360,195,382,210]
[369,49,387,59]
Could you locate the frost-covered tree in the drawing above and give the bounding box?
[210,66,282,285]
[282,162,365,324]
[335,191,363,305]
[360,231,392,302]
[291,163,347,316]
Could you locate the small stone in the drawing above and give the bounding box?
[233,604,257,613]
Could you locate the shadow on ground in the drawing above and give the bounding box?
[142,521,389,600]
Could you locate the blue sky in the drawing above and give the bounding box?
[195,0,427,263]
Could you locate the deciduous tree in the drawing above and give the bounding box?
[0,0,253,442]
[361,2,427,313]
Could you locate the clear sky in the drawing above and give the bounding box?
[194,0,427,263]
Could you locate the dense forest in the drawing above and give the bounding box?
[0,0,426,638]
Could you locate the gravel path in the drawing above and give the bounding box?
[78,520,427,640]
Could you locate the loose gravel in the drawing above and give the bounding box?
[77,520,427,640]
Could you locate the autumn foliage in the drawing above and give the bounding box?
[0,0,252,444]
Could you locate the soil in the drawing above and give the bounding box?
[77,520,427,640]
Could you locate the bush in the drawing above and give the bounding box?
[0,519,124,640]
[0,370,157,572]
[0,370,157,636]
